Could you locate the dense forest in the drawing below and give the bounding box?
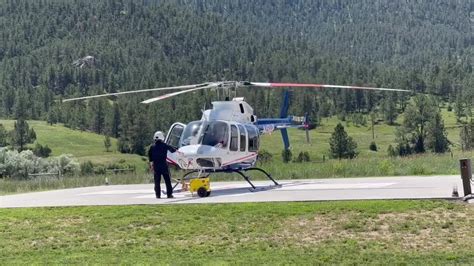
[0,0,472,154]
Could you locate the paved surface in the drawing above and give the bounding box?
[1,175,472,208]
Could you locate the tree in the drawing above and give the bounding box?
[104,135,112,152]
[460,120,474,151]
[89,98,107,134]
[11,119,34,151]
[130,111,149,155]
[425,112,450,153]
[382,94,398,125]
[454,93,466,123]
[0,124,8,147]
[106,102,121,138]
[329,123,358,159]
[14,90,28,119]
[29,128,37,142]
[398,95,437,154]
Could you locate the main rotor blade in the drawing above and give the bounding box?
[141,82,221,104]
[249,82,410,92]
[62,83,209,102]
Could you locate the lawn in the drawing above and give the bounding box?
[0,200,473,264]
[0,119,147,169]
[260,108,463,162]
[0,108,470,195]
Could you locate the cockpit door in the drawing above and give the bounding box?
[165,122,186,148]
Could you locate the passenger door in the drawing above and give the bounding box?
[165,122,185,148]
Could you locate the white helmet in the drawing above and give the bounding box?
[153,131,165,141]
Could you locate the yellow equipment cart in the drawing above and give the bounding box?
[189,177,211,197]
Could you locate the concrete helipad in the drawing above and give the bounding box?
[1,175,471,208]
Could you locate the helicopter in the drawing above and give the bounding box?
[64,81,409,194]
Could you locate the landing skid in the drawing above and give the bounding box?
[172,167,280,192]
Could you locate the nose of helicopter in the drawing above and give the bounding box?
[178,144,219,156]
[176,145,223,169]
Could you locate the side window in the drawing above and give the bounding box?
[246,125,259,152]
[238,125,246,152]
[230,125,238,151]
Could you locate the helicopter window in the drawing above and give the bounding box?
[238,125,246,152]
[180,121,203,146]
[245,125,259,152]
[166,125,184,148]
[201,121,229,148]
[230,125,238,151]
[239,103,245,114]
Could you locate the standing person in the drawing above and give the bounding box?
[148,131,177,198]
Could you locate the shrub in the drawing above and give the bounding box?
[282,149,292,163]
[0,149,79,179]
[51,154,80,175]
[387,145,397,157]
[294,151,311,162]
[257,149,273,163]
[80,161,95,175]
[369,141,377,152]
[32,143,52,158]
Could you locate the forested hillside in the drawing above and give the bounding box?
[0,0,472,154]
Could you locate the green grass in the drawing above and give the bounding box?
[0,120,147,169]
[0,108,469,195]
[261,108,463,161]
[256,108,469,178]
[0,200,473,264]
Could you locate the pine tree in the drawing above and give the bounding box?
[105,102,121,138]
[426,112,450,153]
[11,119,33,151]
[399,95,437,154]
[0,124,8,147]
[382,95,397,125]
[14,90,28,120]
[130,111,149,156]
[460,120,474,151]
[104,135,111,152]
[454,93,465,123]
[89,98,106,134]
[329,123,358,159]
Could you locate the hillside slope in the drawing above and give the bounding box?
[0,120,146,166]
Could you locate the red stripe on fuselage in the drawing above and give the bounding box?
[166,158,177,165]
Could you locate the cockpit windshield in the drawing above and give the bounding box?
[180,121,203,146]
[200,121,229,148]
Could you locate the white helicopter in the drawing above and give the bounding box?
[64,81,409,193]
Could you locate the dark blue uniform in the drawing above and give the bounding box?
[148,140,176,198]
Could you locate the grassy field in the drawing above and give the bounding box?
[0,200,472,264]
[261,108,463,161]
[0,119,147,168]
[0,108,469,195]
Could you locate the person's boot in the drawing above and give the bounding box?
[167,195,174,199]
